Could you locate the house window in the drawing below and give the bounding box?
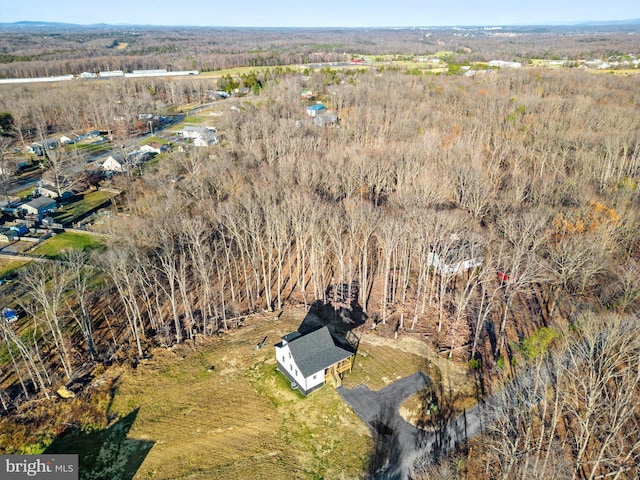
[288,352,291,359]
[295,369,298,376]
[282,355,285,362]
[313,374,317,380]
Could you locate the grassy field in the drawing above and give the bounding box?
[0,258,29,278]
[31,232,104,258]
[182,115,207,124]
[198,65,303,79]
[142,153,168,173]
[52,190,117,225]
[104,310,371,479]
[71,139,111,155]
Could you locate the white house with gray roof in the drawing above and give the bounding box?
[21,197,57,218]
[177,126,218,146]
[275,326,354,395]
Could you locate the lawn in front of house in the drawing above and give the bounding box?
[13,186,35,199]
[140,136,169,145]
[52,190,117,226]
[103,311,371,480]
[141,153,168,174]
[30,232,104,258]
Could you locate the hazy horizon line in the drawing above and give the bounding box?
[3,18,640,29]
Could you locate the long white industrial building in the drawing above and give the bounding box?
[0,74,74,84]
[0,70,199,85]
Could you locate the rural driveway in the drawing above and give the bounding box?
[338,372,484,480]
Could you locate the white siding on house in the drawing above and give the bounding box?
[102,156,125,172]
[275,343,298,378]
[305,370,325,392]
[427,251,484,275]
[275,343,324,392]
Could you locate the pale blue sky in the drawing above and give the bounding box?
[3,0,640,27]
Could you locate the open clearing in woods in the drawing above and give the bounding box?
[47,306,475,479]
[106,307,373,480]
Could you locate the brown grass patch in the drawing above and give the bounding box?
[107,311,370,479]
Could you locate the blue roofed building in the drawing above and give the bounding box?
[306,103,327,117]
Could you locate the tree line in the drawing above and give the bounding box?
[1,66,639,477]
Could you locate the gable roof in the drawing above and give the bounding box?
[285,326,353,378]
[24,196,56,210]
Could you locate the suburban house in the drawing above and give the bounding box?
[177,126,218,146]
[275,326,354,395]
[28,138,58,156]
[36,183,73,199]
[306,104,327,117]
[21,197,57,218]
[139,142,167,155]
[59,135,79,145]
[101,154,126,173]
[427,240,484,275]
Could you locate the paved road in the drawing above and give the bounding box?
[339,372,484,480]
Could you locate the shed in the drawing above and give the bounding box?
[275,326,354,395]
[306,104,327,117]
[9,223,29,236]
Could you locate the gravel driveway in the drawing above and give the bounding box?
[339,372,483,480]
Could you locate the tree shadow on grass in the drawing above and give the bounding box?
[44,409,154,480]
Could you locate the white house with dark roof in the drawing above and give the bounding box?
[177,126,218,146]
[101,154,126,173]
[275,326,354,395]
[427,239,484,275]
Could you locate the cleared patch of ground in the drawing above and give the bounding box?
[348,332,478,430]
[105,310,370,479]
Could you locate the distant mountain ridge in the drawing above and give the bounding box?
[1,19,640,30]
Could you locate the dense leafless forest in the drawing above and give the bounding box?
[1,25,640,479]
[1,22,640,78]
